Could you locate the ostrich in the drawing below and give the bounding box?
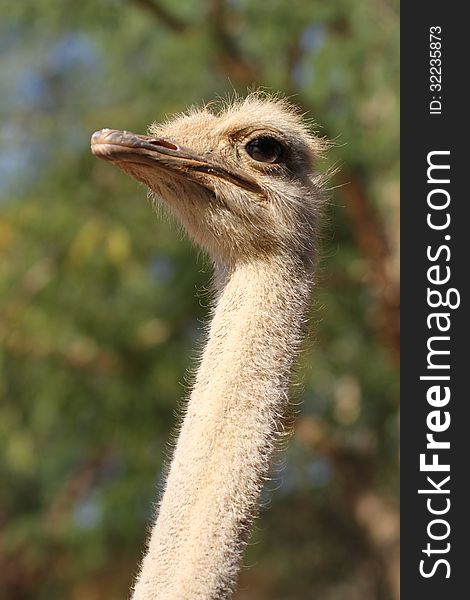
[91,94,327,600]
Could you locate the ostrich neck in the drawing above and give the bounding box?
[132,256,312,600]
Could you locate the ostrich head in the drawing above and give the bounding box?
[91,95,326,267]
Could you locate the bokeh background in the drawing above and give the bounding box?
[0,1,399,599]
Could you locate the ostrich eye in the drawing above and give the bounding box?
[245,137,284,163]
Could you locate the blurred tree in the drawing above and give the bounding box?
[0,1,399,598]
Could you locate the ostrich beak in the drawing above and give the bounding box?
[90,129,261,194]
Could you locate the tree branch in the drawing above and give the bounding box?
[206,0,258,84]
[337,168,400,365]
[295,415,399,600]
[128,0,189,33]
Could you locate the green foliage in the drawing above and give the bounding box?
[0,1,399,598]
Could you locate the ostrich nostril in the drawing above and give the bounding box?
[147,138,179,151]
